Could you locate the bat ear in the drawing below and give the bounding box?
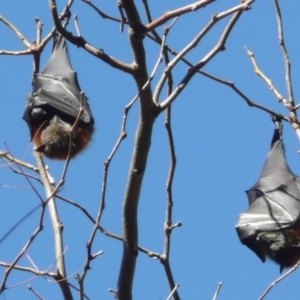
[35,144,46,153]
[62,9,71,25]
[270,115,283,146]
[271,115,283,131]
[280,265,284,273]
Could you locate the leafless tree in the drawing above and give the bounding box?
[1,1,298,299]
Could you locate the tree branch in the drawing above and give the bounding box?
[48,0,133,74]
[145,0,215,32]
[158,9,245,111]
[198,70,288,121]
[116,0,157,298]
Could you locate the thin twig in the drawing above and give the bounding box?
[146,0,215,32]
[128,17,178,107]
[0,224,43,293]
[35,18,43,45]
[272,0,300,140]
[0,3,71,58]
[35,153,73,299]
[3,144,43,202]
[76,101,129,297]
[212,282,223,300]
[158,9,244,111]
[82,0,122,23]
[74,28,173,291]
[0,262,55,276]
[0,15,31,48]
[117,1,126,32]
[69,282,91,300]
[245,47,290,107]
[74,15,81,37]
[244,44,300,140]
[28,285,45,300]
[273,0,294,105]
[0,49,33,55]
[160,40,180,300]
[166,284,180,300]
[153,0,254,104]
[57,184,168,261]
[49,0,133,73]
[0,151,39,172]
[0,204,41,245]
[259,262,300,300]
[199,70,288,121]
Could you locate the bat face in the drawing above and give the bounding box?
[23,34,94,159]
[236,121,300,272]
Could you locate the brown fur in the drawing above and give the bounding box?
[32,116,94,160]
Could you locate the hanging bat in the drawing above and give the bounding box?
[23,33,94,159]
[236,119,300,272]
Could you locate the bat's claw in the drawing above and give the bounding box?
[271,115,283,130]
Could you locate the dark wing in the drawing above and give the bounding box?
[236,121,300,261]
[23,34,94,137]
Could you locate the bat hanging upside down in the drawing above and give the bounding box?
[236,119,300,272]
[23,33,94,159]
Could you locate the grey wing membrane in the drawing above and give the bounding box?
[31,74,92,124]
[28,34,93,125]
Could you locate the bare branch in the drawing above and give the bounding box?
[146,0,215,32]
[0,2,71,58]
[0,15,31,48]
[0,151,39,172]
[245,44,300,140]
[199,70,289,121]
[159,46,180,300]
[57,194,171,262]
[69,283,91,300]
[212,282,223,300]
[259,262,300,300]
[0,49,33,55]
[116,0,157,297]
[34,153,73,300]
[28,285,45,300]
[0,204,41,245]
[82,0,123,23]
[273,0,294,105]
[73,15,81,37]
[23,27,74,298]
[158,9,244,111]
[166,284,180,300]
[0,224,43,293]
[117,1,126,32]
[35,18,43,44]
[245,47,290,107]
[128,18,177,107]
[76,98,131,294]
[29,92,92,299]
[0,262,55,277]
[48,0,133,73]
[3,144,44,202]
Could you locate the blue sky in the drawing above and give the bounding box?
[1,0,300,299]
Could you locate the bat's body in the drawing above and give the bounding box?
[23,34,94,159]
[236,121,300,272]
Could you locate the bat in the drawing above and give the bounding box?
[23,33,94,159]
[236,119,300,272]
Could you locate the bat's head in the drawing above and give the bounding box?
[33,115,94,160]
[236,223,300,272]
[257,226,300,272]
